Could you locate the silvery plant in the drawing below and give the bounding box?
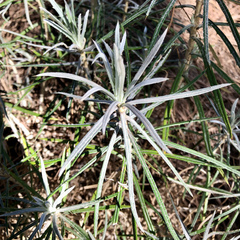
[0,155,102,240]
[38,22,230,239]
[40,0,89,53]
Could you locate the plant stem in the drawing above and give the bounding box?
[183,0,203,74]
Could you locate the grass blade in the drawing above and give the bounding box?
[133,173,155,234]
[60,214,90,240]
[184,76,214,156]
[148,0,177,52]
[203,0,210,63]
[94,131,117,236]
[113,157,127,225]
[170,194,191,240]
[209,20,240,67]
[129,132,179,239]
[166,141,240,177]
[23,0,33,27]
[194,37,232,137]
[128,117,192,197]
[216,0,240,51]
[162,63,186,141]
[203,211,216,240]
[221,210,240,240]
[211,61,240,95]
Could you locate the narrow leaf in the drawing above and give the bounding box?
[52,214,64,240]
[216,0,240,51]
[126,78,168,100]
[194,37,232,137]
[211,61,240,95]
[209,20,240,67]
[128,83,231,105]
[128,132,179,239]
[102,101,118,134]
[59,117,104,176]
[94,131,117,236]
[60,214,90,240]
[128,117,192,197]
[39,155,51,200]
[120,112,144,233]
[125,104,171,153]
[148,0,177,51]
[203,0,210,63]
[0,207,46,217]
[166,141,240,177]
[129,28,168,89]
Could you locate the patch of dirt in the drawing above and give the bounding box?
[173,0,240,85]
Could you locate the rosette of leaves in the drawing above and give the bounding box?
[38,23,230,238]
[40,0,89,53]
[0,156,100,240]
